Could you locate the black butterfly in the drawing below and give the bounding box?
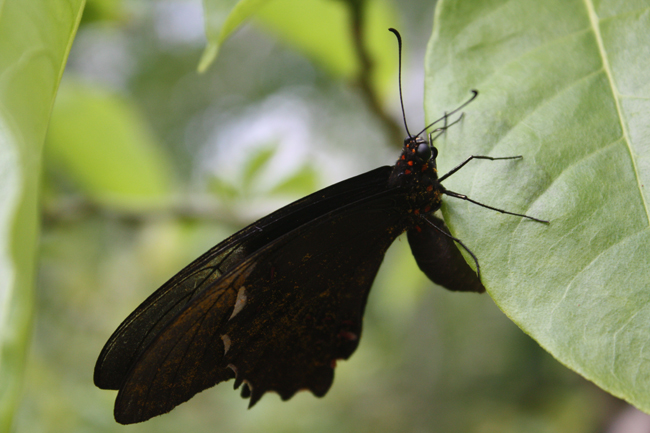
[94,28,547,424]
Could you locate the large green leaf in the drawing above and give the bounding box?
[0,0,85,429]
[426,0,650,412]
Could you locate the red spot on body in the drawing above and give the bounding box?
[338,331,358,341]
[415,225,422,232]
[421,163,428,171]
[407,161,413,166]
[424,206,431,213]
[414,209,420,216]
[405,169,411,175]
[427,185,433,192]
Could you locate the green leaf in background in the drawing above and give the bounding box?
[199,0,264,73]
[200,0,396,97]
[241,145,276,190]
[270,165,319,196]
[80,0,124,23]
[45,79,174,209]
[208,145,319,200]
[0,0,85,429]
[426,0,650,413]
[254,0,396,96]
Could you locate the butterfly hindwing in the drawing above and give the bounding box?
[112,190,409,423]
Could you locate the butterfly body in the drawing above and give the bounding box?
[389,136,443,215]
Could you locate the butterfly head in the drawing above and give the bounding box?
[388,134,441,188]
[402,135,439,169]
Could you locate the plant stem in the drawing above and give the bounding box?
[347,0,404,147]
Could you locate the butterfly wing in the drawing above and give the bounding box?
[407,215,484,293]
[94,167,394,390]
[112,189,409,423]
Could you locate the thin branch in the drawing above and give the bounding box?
[41,196,256,227]
[347,0,404,146]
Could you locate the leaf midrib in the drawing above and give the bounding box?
[584,0,650,226]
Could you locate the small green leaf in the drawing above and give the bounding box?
[426,0,650,413]
[45,79,174,208]
[0,0,85,429]
[270,165,319,196]
[241,145,276,190]
[199,0,268,73]
[208,175,240,200]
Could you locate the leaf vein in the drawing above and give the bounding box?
[547,227,649,327]
[583,0,650,225]
[514,137,624,231]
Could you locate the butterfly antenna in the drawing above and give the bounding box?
[416,90,478,137]
[389,28,412,138]
[429,112,466,143]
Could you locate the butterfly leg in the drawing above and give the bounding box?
[438,155,523,182]
[443,190,549,223]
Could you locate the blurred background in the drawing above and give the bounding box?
[14,0,638,431]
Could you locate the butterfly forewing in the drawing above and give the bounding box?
[112,188,410,423]
[94,167,394,390]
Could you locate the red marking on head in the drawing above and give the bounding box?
[424,206,431,213]
[414,209,420,216]
[415,225,422,233]
[426,185,433,192]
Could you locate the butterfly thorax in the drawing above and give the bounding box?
[388,136,444,218]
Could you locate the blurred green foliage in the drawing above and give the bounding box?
[0,0,84,430]
[7,0,638,431]
[45,79,174,208]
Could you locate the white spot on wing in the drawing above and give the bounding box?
[229,286,247,320]
[221,334,231,355]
